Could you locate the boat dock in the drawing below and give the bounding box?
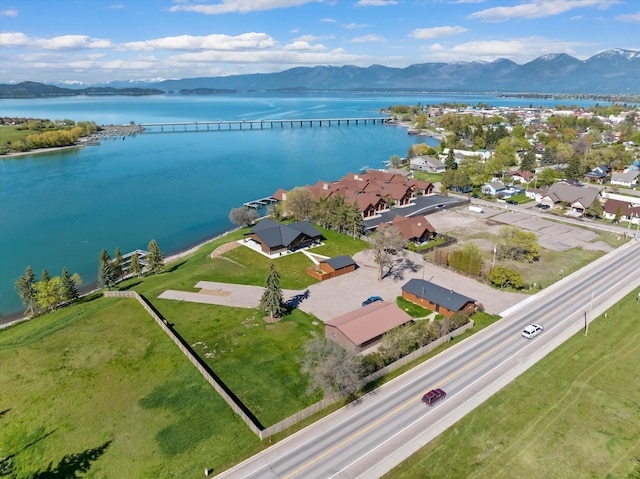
[138,117,390,132]
[243,196,279,209]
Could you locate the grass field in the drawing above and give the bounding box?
[384,287,640,479]
[0,298,263,478]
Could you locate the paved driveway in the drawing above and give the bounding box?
[159,249,527,321]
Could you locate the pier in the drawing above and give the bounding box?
[138,117,391,133]
[243,196,279,209]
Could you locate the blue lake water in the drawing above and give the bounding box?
[0,92,602,316]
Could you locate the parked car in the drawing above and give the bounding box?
[362,296,383,307]
[540,204,551,210]
[522,323,544,339]
[422,388,447,406]
[506,200,517,205]
[535,203,543,208]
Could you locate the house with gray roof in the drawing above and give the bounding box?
[245,219,322,255]
[307,255,357,281]
[541,182,601,213]
[409,155,445,173]
[610,170,639,187]
[481,181,507,197]
[401,278,476,317]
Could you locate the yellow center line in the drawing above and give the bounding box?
[283,262,628,479]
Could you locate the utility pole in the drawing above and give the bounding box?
[492,244,497,270]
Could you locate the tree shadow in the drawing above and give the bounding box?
[382,257,421,282]
[286,289,310,309]
[0,409,9,420]
[165,260,186,273]
[118,280,142,291]
[33,440,112,478]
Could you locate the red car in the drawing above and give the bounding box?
[422,388,447,406]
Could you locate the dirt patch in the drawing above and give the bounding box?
[199,288,231,296]
[210,241,241,258]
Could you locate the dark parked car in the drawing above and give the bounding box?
[506,200,517,205]
[362,296,383,307]
[422,388,447,406]
[540,204,551,210]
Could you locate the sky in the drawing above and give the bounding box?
[0,0,639,85]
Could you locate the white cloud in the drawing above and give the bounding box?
[321,17,337,23]
[283,40,326,51]
[615,11,640,22]
[0,8,18,17]
[423,37,586,63]
[351,34,386,43]
[356,0,398,6]
[121,33,275,51]
[169,0,324,15]
[0,32,30,47]
[109,3,124,9]
[410,25,468,40]
[343,22,370,30]
[469,0,620,22]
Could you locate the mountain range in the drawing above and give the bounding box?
[2,49,639,98]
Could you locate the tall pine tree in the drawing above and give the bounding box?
[146,239,164,275]
[113,246,124,280]
[15,265,38,316]
[61,267,80,303]
[98,248,116,289]
[259,262,286,319]
[129,251,142,277]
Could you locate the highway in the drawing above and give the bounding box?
[214,239,640,479]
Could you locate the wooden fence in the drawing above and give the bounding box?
[105,291,474,439]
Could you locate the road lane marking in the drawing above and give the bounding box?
[282,261,638,479]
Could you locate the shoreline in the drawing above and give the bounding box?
[0,124,144,159]
[0,223,244,328]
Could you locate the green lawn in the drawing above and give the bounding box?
[0,298,262,478]
[384,287,640,479]
[152,299,324,426]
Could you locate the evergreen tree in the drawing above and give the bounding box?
[61,267,80,303]
[520,148,537,172]
[98,248,116,289]
[129,251,142,277]
[565,154,583,181]
[259,262,286,319]
[15,265,38,316]
[146,239,164,275]
[41,268,50,283]
[586,199,603,219]
[541,148,556,166]
[113,246,124,280]
[445,148,456,170]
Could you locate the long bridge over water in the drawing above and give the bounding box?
[138,117,391,132]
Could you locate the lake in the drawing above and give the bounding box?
[0,92,601,317]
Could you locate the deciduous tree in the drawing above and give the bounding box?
[497,226,540,263]
[489,266,525,289]
[300,337,364,398]
[229,207,258,227]
[368,225,407,280]
[35,276,65,311]
[284,187,314,221]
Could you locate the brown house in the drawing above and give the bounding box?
[325,301,413,353]
[307,255,356,281]
[401,278,475,318]
[378,215,436,244]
